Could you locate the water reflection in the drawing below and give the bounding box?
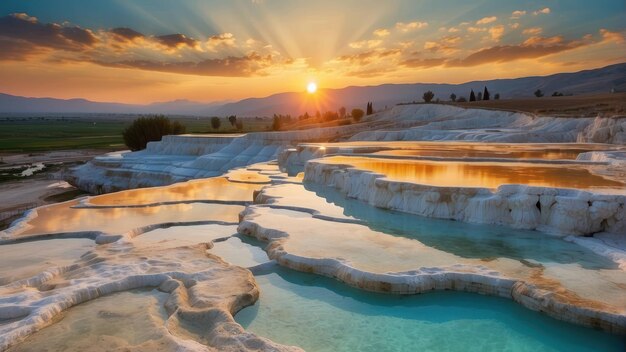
[320,156,625,190]
[90,177,261,206]
[19,201,243,236]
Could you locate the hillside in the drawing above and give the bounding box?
[1,63,624,116]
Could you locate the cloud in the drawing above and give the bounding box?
[100,52,276,77]
[533,8,551,15]
[0,13,289,77]
[510,23,520,29]
[156,34,199,49]
[488,25,505,41]
[349,39,382,49]
[110,27,144,42]
[599,29,625,44]
[522,27,543,36]
[447,37,585,67]
[510,10,526,19]
[396,21,428,32]
[0,13,98,52]
[206,32,236,51]
[467,26,487,33]
[373,28,390,37]
[476,16,497,25]
[336,49,401,66]
[423,36,461,54]
[401,57,445,68]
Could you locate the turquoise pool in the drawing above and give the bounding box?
[236,267,625,352]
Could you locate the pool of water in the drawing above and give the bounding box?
[318,156,624,191]
[236,267,625,352]
[8,289,171,352]
[17,201,243,236]
[305,183,617,269]
[89,177,261,206]
[0,238,93,285]
[301,141,622,160]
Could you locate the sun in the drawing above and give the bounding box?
[306,82,317,94]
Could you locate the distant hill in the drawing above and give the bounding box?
[1,63,624,116]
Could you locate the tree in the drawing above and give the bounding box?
[469,90,476,102]
[457,96,467,102]
[338,107,346,118]
[483,86,490,101]
[228,115,237,126]
[450,93,457,102]
[211,116,221,130]
[271,116,282,131]
[423,91,435,103]
[322,111,339,122]
[552,91,564,97]
[366,102,373,115]
[477,92,482,101]
[122,115,186,151]
[494,93,500,100]
[352,108,365,122]
[534,89,544,98]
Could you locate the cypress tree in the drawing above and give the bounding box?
[469,90,476,102]
[483,86,490,101]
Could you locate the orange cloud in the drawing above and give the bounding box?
[396,21,428,32]
[476,16,497,25]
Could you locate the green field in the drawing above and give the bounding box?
[0,116,272,152]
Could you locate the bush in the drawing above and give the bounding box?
[351,108,365,122]
[450,93,457,102]
[423,91,435,103]
[211,117,221,129]
[122,115,185,151]
[534,89,544,98]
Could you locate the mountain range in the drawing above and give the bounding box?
[1,63,624,117]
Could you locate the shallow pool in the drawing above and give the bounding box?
[236,267,625,352]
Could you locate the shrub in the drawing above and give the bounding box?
[352,108,365,122]
[534,89,544,98]
[494,93,500,100]
[211,117,221,129]
[450,93,457,102]
[423,91,435,103]
[228,115,237,126]
[122,115,185,151]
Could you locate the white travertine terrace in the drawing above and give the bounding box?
[67,104,626,194]
[2,104,626,349]
[301,157,626,236]
[0,174,302,351]
[239,183,626,334]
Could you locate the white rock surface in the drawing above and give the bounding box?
[302,159,626,236]
[238,204,626,334]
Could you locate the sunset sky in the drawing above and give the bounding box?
[0,0,624,104]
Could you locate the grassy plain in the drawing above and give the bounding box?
[0,115,272,152]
